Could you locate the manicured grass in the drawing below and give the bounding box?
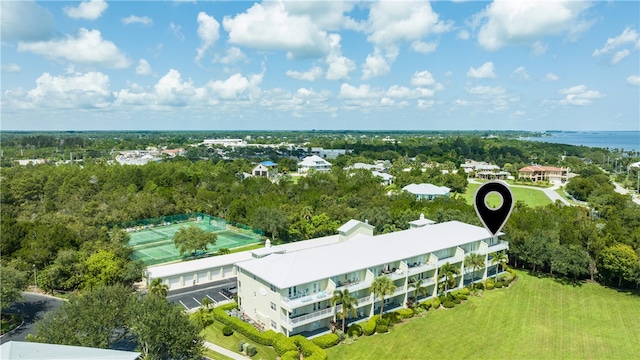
[326,271,640,360]
[203,348,234,360]
[463,183,552,207]
[228,243,265,254]
[201,320,278,360]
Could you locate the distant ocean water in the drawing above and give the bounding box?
[520,131,640,152]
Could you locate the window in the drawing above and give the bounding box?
[270,284,276,292]
[271,320,277,329]
[270,302,276,311]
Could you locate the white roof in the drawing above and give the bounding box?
[147,235,340,279]
[372,171,394,180]
[298,155,331,167]
[0,341,140,360]
[236,221,496,289]
[402,183,450,195]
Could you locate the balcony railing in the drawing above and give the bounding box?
[282,290,330,309]
[488,240,509,252]
[406,261,436,276]
[284,307,334,326]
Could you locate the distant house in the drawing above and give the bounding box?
[252,161,278,178]
[309,147,347,159]
[372,171,394,185]
[298,155,332,173]
[161,148,186,157]
[345,162,386,172]
[518,166,569,184]
[15,159,47,166]
[402,183,451,200]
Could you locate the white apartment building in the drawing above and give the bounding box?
[235,218,508,338]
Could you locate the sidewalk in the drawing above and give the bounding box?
[203,341,247,360]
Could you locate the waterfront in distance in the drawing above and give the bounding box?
[520,131,640,152]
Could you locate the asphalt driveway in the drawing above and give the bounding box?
[0,292,64,344]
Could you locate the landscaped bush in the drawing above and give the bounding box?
[212,305,277,346]
[494,281,504,288]
[432,298,441,309]
[453,298,461,304]
[475,282,485,290]
[293,335,327,359]
[335,330,346,342]
[442,301,455,308]
[499,272,514,283]
[281,350,300,360]
[246,344,257,357]
[419,301,432,311]
[312,333,340,349]
[486,282,495,290]
[459,288,471,295]
[347,324,363,337]
[363,316,379,336]
[375,324,389,333]
[222,325,234,336]
[237,340,246,352]
[396,308,414,319]
[457,294,468,301]
[382,312,400,325]
[273,334,297,355]
[376,317,390,326]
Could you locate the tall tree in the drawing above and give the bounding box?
[410,277,428,304]
[0,264,28,312]
[149,278,169,298]
[330,289,359,332]
[172,226,217,257]
[598,244,638,287]
[438,262,460,294]
[371,276,396,317]
[464,252,485,289]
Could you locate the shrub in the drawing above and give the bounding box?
[453,298,461,304]
[376,317,390,326]
[442,301,455,308]
[335,330,346,342]
[396,308,414,319]
[499,272,514,283]
[457,294,468,301]
[222,325,234,336]
[460,288,471,295]
[212,306,277,346]
[419,301,432,311]
[347,324,363,337]
[486,282,495,290]
[293,335,326,359]
[382,312,400,325]
[237,341,246,352]
[281,350,300,360]
[246,344,257,357]
[273,334,297,356]
[312,333,340,349]
[363,316,379,336]
[475,282,485,290]
[375,324,389,333]
[432,298,441,309]
[494,281,504,288]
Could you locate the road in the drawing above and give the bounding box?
[612,181,640,205]
[166,278,237,311]
[0,292,64,344]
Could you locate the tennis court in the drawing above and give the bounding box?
[125,214,263,266]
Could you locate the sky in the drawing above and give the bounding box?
[1,0,639,131]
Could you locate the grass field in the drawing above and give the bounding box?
[462,183,552,207]
[201,321,278,360]
[326,271,640,360]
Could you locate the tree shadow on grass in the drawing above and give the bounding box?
[522,270,585,287]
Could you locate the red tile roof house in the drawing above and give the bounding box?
[518,166,569,184]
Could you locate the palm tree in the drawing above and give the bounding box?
[371,276,396,317]
[149,278,169,298]
[438,262,460,295]
[464,253,485,290]
[491,252,508,279]
[410,277,428,303]
[330,289,359,332]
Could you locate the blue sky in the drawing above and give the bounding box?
[1,0,639,131]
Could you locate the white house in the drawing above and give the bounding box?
[298,155,332,173]
[235,217,508,338]
[252,161,278,178]
[402,183,450,200]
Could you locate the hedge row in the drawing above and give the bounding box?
[311,333,340,349]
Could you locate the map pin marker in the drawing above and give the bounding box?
[474,180,514,236]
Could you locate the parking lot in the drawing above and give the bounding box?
[166,278,237,311]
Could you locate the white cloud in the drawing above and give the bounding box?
[286,67,323,81]
[208,72,263,100]
[17,28,130,69]
[417,99,435,109]
[325,34,355,81]
[410,70,436,86]
[466,85,506,97]
[513,110,525,116]
[627,75,640,87]
[531,41,548,55]
[361,48,397,80]
[64,0,108,20]
[169,22,184,40]
[136,59,152,76]
[474,1,593,51]
[339,84,380,99]
[282,1,363,32]
[222,2,330,59]
[1,64,21,72]
[19,72,112,109]
[467,62,497,79]
[411,41,438,54]
[153,69,205,106]
[593,27,639,56]
[511,66,530,81]
[195,12,220,63]
[545,73,559,81]
[213,47,249,64]
[366,0,452,49]
[122,15,153,26]
[611,49,630,65]
[558,85,605,106]
[0,1,54,41]
[457,30,470,40]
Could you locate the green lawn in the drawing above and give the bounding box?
[201,320,278,360]
[326,271,640,360]
[462,183,552,207]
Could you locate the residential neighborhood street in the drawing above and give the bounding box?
[0,292,64,344]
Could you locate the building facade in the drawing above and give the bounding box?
[235,218,508,337]
[298,155,332,173]
[402,183,451,200]
[518,166,569,183]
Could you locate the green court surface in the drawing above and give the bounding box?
[127,220,263,266]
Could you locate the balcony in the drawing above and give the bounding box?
[335,278,371,292]
[282,290,331,310]
[488,240,509,253]
[437,253,464,267]
[282,307,334,326]
[406,261,436,276]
